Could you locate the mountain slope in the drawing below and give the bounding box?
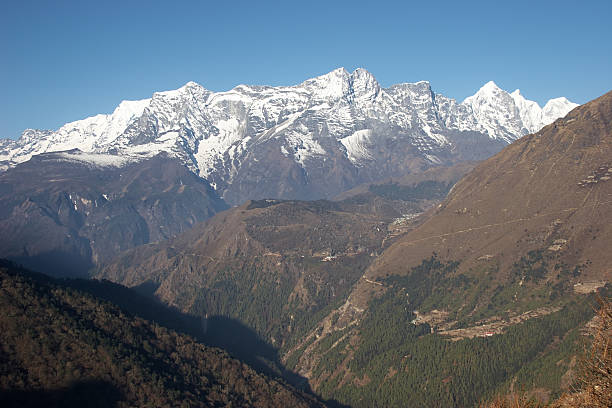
[0,261,323,408]
[0,151,228,277]
[89,90,606,407]
[366,89,612,285]
[96,199,390,350]
[332,161,477,217]
[0,69,577,204]
[281,90,611,406]
[319,90,612,341]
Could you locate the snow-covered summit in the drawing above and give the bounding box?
[0,68,579,204]
[511,90,578,134]
[454,81,577,141]
[462,81,526,142]
[542,97,578,123]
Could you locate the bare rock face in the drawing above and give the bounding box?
[1,69,578,205]
[0,151,228,277]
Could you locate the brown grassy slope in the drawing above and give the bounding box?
[98,199,387,298]
[365,90,612,288]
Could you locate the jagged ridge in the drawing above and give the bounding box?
[0,69,578,204]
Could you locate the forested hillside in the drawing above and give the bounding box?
[0,261,322,408]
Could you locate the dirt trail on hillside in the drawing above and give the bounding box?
[396,198,612,247]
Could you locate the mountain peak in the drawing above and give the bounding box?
[352,67,374,77]
[349,68,380,100]
[463,81,507,105]
[112,99,150,118]
[333,66,350,75]
[300,67,351,100]
[461,81,526,142]
[545,96,572,106]
[152,81,209,99]
[350,68,378,82]
[178,81,211,96]
[542,97,579,120]
[309,67,350,82]
[479,80,503,94]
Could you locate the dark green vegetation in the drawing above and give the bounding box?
[0,261,322,408]
[375,252,579,327]
[481,297,612,408]
[189,252,373,351]
[384,255,463,314]
[308,256,604,407]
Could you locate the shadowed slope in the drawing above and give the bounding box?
[0,153,228,277]
[0,261,323,407]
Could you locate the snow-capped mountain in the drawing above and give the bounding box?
[0,68,578,204]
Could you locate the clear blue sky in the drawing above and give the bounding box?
[2,0,611,139]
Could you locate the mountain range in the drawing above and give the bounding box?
[94,89,611,407]
[1,68,608,408]
[0,68,577,204]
